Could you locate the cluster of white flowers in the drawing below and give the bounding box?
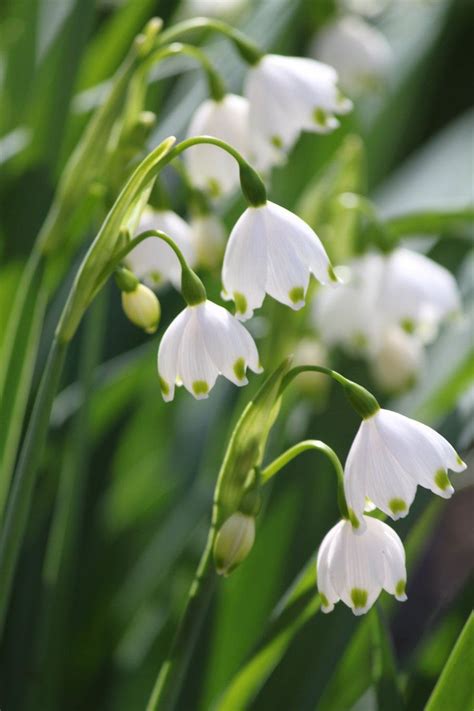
[314,248,461,391]
[185,54,351,194]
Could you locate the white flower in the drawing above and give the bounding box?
[185,94,250,197]
[370,325,425,393]
[190,213,226,269]
[315,249,461,354]
[222,200,336,320]
[317,516,407,616]
[310,16,392,94]
[127,207,196,290]
[245,54,352,170]
[345,409,467,525]
[121,284,161,334]
[157,299,262,401]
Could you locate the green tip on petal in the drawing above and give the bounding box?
[271,135,283,149]
[434,468,452,491]
[159,377,170,396]
[192,380,209,397]
[150,270,162,285]
[233,357,246,381]
[313,107,328,127]
[389,498,407,516]
[319,592,330,608]
[401,317,416,334]
[289,286,305,305]
[234,291,248,315]
[395,579,407,599]
[350,588,368,610]
[456,454,465,467]
[327,264,339,283]
[207,178,221,198]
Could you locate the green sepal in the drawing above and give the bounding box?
[115,266,139,292]
[181,266,207,306]
[239,163,267,207]
[342,378,380,419]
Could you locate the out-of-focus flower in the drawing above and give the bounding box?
[190,213,226,270]
[222,200,337,320]
[317,516,407,615]
[180,0,247,20]
[244,54,352,170]
[314,248,461,390]
[157,299,262,401]
[127,207,196,289]
[310,16,393,94]
[185,94,250,197]
[344,408,467,525]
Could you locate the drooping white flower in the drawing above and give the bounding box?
[344,408,467,525]
[185,94,250,197]
[317,516,407,616]
[157,299,262,401]
[245,54,352,170]
[222,200,337,321]
[190,213,226,269]
[310,16,393,94]
[370,325,424,393]
[314,248,461,356]
[127,207,196,289]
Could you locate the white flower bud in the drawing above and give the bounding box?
[122,284,161,334]
[213,513,255,576]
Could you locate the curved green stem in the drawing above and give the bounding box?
[146,527,217,711]
[145,42,226,100]
[281,365,380,420]
[0,338,68,637]
[156,17,263,65]
[261,440,349,520]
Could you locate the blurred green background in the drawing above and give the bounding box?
[0,0,473,709]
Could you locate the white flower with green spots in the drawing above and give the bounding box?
[185,93,250,197]
[222,201,337,321]
[245,54,352,170]
[317,516,407,616]
[127,208,196,290]
[157,300,262,401]
[345,409,467,526]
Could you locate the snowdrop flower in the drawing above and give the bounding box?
[222,200,337,320]
[190,213,226,269]
[185,94,250,197]
[345,408,467,526]
[127,207,196,289]
[310,16,393,94]
[317,515,407,616]
[245,54,352,170]
[158,299,262,401]
[370,325,424,393]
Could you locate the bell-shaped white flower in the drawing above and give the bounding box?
[127,207,196,289]
[185,94,250,197]
[157,299,262,401]
[245,54,352,170]
[317,516,407,616]
[310,16,393,94]
[222,200,336,321]
[190,213,226,270]
[370,325,424,393]
[345,409,467,525]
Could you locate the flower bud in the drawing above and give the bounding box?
[213,512,255,576]
[122,284,161,334]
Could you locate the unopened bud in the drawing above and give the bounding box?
[213,513,255,576]
[122,284,161,334]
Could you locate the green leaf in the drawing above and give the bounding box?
[425,612,474,711]
[370,607,404,711]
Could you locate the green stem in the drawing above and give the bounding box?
[281,365,380,420]
[0,338,68,637]
[145,42,226,101]
[146,527,217,711]
[261,440,349,520]
[384,206,474,241]
[156,17,263,65]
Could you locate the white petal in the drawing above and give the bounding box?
[196,301,262,386]
[176,307,218,399]
[157,308,191,401]
[222,207,267,320]
[316,523,342,612]
[344,423,371,527]
[185,94,250,197]
[368,518,407,601]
